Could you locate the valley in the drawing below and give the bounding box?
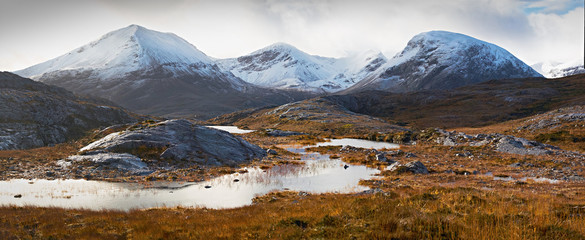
[2,74,585,238]
[1,22,584,239]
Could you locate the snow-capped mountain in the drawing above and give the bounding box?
[218,43,338,92]
[17,25,218,80]
[531,60,585,78]
[217,43,385,93]
[343,31,543,93]
[15,25,309,119]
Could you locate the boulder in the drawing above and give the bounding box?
[77,119,266,167]
[496,136,552,155]
[388,161,429,174]
[266,149,278,155]
[265,129,304,137]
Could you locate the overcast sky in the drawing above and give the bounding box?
[1,0,583,71]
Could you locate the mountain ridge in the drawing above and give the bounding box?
[15,25,312,119]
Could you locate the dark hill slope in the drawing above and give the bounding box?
[327,74,585,129]
[0,72,137,150]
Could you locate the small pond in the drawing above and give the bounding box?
[0,137,396,211]
[205,125,255,134]
[314,138,399,150]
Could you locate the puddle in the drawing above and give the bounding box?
[205,126,255,134]
[314,138,399,150]
[0,145,382,211]
[491,175,561,184]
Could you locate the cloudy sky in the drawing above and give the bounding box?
[1,0,583,71]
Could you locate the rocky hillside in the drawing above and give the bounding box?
[344,31,542,93]
[0,72,136,150]
[454,105,585,153]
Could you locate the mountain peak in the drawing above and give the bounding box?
[16,25,213,79]
[345,30,542,93]
[400,30,494,56]
[252,42,304,56]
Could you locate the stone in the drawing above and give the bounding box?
[267,149,278,155]
[77,119,266,167]
[265,129,304,137]
[375,153,387,162]
[389,161,429,174]
[496,136,551,155]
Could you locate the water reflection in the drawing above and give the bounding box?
[314,138,399,150]
[0,146,380,211]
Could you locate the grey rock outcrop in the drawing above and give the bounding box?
[434,128,566,156]
[265,129,304,137]
[388,161,429,174]
[495,136,553,155]
[76,119,266,167]
[0,72,136,150]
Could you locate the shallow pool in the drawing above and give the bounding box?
[1,145,382,211]
[314,138,399,150]
[205,126,255,134]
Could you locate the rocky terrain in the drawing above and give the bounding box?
[0,72,136,150]
[209,97,407,136]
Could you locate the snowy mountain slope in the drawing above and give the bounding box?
[18,25,220,81]
[217,43,386,93]
[14,25,310,119]
[218,43,337,92]
[531,59,585,78]
[343,31,543,93]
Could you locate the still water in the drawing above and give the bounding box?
[0,137,397,211]
[205,125,255,134]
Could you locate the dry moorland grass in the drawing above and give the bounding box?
[1,187,584,239]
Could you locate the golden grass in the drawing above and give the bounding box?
[1,187,584,239]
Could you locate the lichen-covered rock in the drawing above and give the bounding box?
[78,119,266,167]
[0,72,136,150]
[389,161,429,174]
